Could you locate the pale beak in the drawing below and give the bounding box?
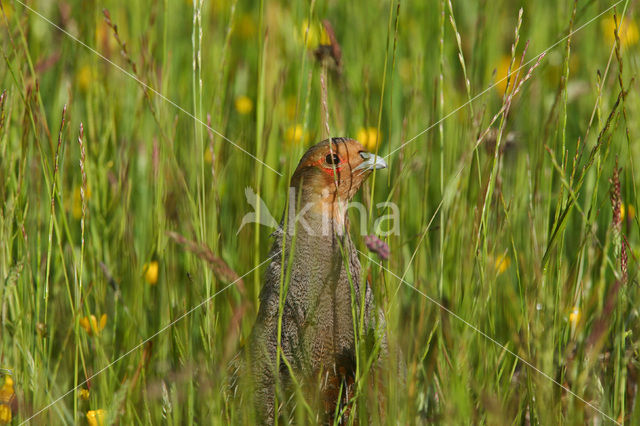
[354,151,387,172]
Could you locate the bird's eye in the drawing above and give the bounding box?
[325,153,341,165]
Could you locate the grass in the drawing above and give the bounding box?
[1,0,639,424]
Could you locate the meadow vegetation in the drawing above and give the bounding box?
[1,0,639,424]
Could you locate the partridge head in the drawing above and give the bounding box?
[288,138,387,233]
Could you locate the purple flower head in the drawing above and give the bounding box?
[364,235,390,260]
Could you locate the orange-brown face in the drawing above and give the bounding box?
[291,137,387,202]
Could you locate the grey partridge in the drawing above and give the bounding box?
[247,137,389,423]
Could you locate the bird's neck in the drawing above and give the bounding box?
[283,185,349,237]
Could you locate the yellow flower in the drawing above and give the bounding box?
[0,376,16,412]
[80,388,90,401]
[71,185,91,220]
[0,405,11,424]
[285,124,308,146]
[495,55,523,96]
[234,95,253,115]
[494,254,510,275]
[601,17,639,48]
[236,14,256,39]
[356,127,382,152]
[0,376,14,404]
[569,307,580,325]
[144,261,159,285]
[621,204,635,221]
[86,409,106,426]
[79,314,107,336]
[298,20,330,50]
[77,65,94,92]
[0,375,15,425]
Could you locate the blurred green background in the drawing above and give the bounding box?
[1,0,639,424]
